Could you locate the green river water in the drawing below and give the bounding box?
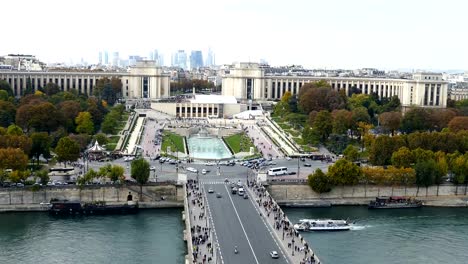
[1,207,468,264]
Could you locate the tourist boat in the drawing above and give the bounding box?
[293,219,351,231]
[48,200,139,215]
[368,196,422,209]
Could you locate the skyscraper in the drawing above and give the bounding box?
[190,50,203,69]
[98,51,103,65]
[205,48,215,67]
[104,51,109,65]
[172,50,187,69]
[112,52,119,66]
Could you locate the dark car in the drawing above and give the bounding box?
[303,163,312,167]
[289,171,296,175]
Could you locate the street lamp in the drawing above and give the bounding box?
[297,156,300,178]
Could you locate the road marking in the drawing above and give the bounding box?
[224,184,260,264]
[246,187,291,264]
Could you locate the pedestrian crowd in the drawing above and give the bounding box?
[187,179,214,264]
[250,181,319,264]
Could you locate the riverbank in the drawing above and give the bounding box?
[268,183,468,208]
[0,201,183,213]
[0,184,185,213]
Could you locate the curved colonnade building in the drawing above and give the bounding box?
[0,61,170,99]
[222,63,448,109]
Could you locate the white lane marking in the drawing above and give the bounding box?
[224,184,260,264]
[245,187,291,264]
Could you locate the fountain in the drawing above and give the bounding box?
[186,127,233,160]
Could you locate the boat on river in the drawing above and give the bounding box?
[47,200,139,215]
[368,196,422,209]
[293,219,351,231]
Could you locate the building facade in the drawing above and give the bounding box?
[222,63,448,108]
[0,61,170,99]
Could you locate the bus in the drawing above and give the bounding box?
[48,167,76,177]
[267,167,288,176]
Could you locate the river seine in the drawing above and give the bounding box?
[284,206,468,264]
[1,207,468,264]
[0,209,186,264]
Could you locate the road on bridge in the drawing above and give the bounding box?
[204,182,289,264]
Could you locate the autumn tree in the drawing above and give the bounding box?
[75,111,94,134]
[308,169,333,193]
[332,109,352,135]
[16,101,63,133]
[448,116,468,132]
[55,137,80,166]
[59,100,82,132]
[298,81,346,113]
[379,111,402,135]
[0,148,28,171]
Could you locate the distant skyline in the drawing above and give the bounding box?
[2,0,468,71]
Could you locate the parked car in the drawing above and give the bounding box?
[208,188,214,193]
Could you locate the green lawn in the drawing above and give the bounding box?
[161,131,186,154]
[278,122,292,130]
[284,129,301,137]
[106,135,120,151]
[224,133,256,153]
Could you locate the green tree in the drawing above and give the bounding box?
[98,163,112,180]
[131,158,150,199]
[94,133,108,145]
[78,169,97,185]
[343,145,359,162]
[30,132,51,165]
[328,159,362,186]
[391,147,413,168]
[43,82,61,96]
[400,108,431,133]
[109,165,125,183]
[273,101,290,117]
[0,101,16,127]
[286,113,306,129]
[369,135,404,166]
[9,170,29,183]
[308,169,333,193]
[75,111,94,134]
[313,110,333,141]
[36,170,50,185]
[0,80,13,96]
[7,124,23,135]
[298,81,346,113]
[55,137,80,167]
[414,160,437,195]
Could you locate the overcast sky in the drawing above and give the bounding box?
[2,0,467,70]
